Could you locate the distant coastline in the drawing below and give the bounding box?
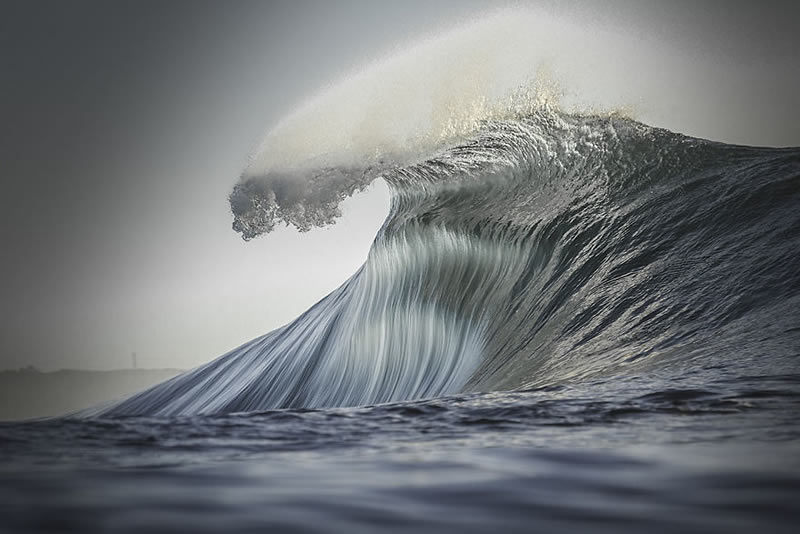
[0,367,183,421]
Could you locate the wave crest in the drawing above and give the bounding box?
[230,166,381,239]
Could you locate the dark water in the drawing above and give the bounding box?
[3,371,800,533]
[3,111,799,531]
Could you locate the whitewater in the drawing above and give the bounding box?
[3,8,799,533]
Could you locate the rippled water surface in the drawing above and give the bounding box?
[3,368,800,533]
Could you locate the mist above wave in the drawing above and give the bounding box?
[231,2,789,239]
[230,8,665,239]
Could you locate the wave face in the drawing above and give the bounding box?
[99,109,800,416]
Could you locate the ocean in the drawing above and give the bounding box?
[2,108,799,532]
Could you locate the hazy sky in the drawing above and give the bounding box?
[1,1,798,371]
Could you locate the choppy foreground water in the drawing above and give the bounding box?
[3,368,799,533]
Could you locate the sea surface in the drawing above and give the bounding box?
[2,372,800,533]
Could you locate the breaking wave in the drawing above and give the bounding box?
[90,9,800,417]
[97,104,800,416]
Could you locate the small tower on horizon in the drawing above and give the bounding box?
[131,352,137,370]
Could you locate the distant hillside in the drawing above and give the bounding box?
[0,368,183,421]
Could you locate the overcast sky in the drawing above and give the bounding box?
[1,0,798,371]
